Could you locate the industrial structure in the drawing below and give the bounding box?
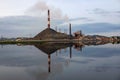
[34,43,72,72]
[34,10,72,40]
[14,9,117,42]
[74,30,83,39]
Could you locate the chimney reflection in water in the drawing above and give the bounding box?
[47,46,73,73]
[48,54,51,73]
[69,46,72,58]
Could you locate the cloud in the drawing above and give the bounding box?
[0,16,66,38]
[60,22,120,36]
[89,8,120,17]
[115,11,120,13]
[91,8,110,16]
[114,11,120,17]
[25,1,69,20]
[70,17,93,22]
[0,15,120,38]
[90,30,120,37]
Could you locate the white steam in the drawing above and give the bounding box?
[26,1,69,20]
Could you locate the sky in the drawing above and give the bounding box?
[0,0,120,37]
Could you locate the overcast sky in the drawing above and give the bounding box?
[0,0,120,37]
[0,0,120,23]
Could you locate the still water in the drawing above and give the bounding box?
[0,43,120,80]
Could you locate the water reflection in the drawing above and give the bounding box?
[0,42,120,80]
[31,41,119,73]
[34,43,73,73]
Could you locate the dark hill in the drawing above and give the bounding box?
[34,28,70,40]
[34,43,71,54]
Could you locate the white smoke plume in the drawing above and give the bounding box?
[26,1,69,21]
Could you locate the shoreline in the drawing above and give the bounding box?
[0,39,119,44]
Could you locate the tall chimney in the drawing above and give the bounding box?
[69,23,72,39]
[55,26,57,32]
[48,10,50,28]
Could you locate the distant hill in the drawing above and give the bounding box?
[0,16,120,37]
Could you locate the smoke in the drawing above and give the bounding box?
[31,1,48,11]
[26,1,69,20]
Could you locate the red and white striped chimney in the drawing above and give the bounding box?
[48,9,50,28]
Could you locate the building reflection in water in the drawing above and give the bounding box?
[34,42,85,73]
[0,41,116,80]
[74,43,84,51]
[1,44,4,48]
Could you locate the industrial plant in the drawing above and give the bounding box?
[34,10,72,40]
[32,9,120,43]
[0,9,120,43]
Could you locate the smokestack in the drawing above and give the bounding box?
[59,28,61,33]
[48,9,50,28]
[69,23,72,39]
[55,26,57,32]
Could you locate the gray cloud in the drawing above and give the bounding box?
[0,15,120,38]
[115,11,120,13]
[91,8,110,16]
[0,16,65,38]
[114,11,120,17]
[60,22,120,36]
[25,1,69,21]
[89,8,120,17]
[70,17,94,22]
